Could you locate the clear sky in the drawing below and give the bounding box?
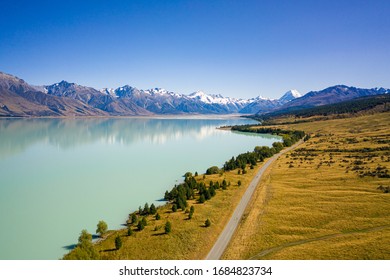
[1,0,389,99]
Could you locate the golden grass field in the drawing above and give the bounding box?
[222,112,390,259]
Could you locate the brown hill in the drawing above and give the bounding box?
[0,72,151,117]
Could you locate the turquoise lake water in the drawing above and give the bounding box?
[0,117,280,259]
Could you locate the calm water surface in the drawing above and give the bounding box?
[0,117,280,259]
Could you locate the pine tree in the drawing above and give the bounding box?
[164,191,170,201]
[165,221,172,234]
[150,203,157,215]
[143,203,150,215]
[131,213,137,224]
[205,218,211,227]
[155,212,161,220]
[137,221,144,231]
[115,236,122,250]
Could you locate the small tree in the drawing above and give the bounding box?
[150,203,157,215]
[206,166,220,175]
[164,191,170,201]
[70,230,100,260]
[143,203,150,215]
[127,226,133,236]
[238,180,242,186]
[198,194,205,203]
[96,220,108,237]
[131,213,137,224]
[204,189,211,200]
[115,236,122,250]
[172,204,178,212]
[137,221,145,231]
[141,217,147,226]
[190,205,195,214]
[155,212,161,220]
[205,218,211,227]
[165,221,172,234]
[78,229,92,245]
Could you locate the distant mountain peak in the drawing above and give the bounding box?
[279,89,302,103]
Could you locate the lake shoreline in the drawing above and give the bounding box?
[0,113,252,120]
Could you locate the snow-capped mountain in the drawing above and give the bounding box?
[279,89,302,103]
[275,85,390,112]
[239,96,281,114]
[188,91,251,113]
[188,91,234,104]
[0,71,308,117]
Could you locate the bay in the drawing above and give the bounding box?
[0,117,280,259]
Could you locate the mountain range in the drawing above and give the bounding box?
[0,71,388,117]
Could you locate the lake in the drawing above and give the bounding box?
[0,116,280,259]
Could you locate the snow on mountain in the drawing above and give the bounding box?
[100,88,117,97]
[188,91,248,106]
[278,89,302,103]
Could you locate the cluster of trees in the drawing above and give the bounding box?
[63,220,111,259]
[224,151,258,171]
[231,126,305,141]
[63,229,100,260]
[138,203,157,216]
[223,128,305,172]
[165,174,230,208]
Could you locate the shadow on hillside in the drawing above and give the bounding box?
[63,244,77,250]
[101,248,117,252]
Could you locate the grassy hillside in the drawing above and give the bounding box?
[257,94,390,125]
[223,112,390,259]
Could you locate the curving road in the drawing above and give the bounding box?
[205,140,303,260]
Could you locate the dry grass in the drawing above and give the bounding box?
[223,112,390,260]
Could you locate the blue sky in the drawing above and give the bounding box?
[1,0,389,99]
